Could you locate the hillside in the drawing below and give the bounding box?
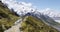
[20,16,59,32]
[0,1,59,32]
[0,1,19,32]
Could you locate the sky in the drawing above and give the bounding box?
[17,0,60,11]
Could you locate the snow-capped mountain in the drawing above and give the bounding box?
[1,0,60,17]
[40,9,60,23]
[1,0,36,16]
[42,9,60,17]
[1,0,60,23]
[1,0,60,31]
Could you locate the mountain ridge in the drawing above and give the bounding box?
[0,0,60,32]
[20,16,59,32]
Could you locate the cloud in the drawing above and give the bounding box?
[45,8,51,11]
[21,2,32,7]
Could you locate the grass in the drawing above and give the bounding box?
[0,1,59,32]
[0,2,20,32]
[20,16,59,32]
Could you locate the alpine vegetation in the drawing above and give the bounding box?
[0,0,60,32]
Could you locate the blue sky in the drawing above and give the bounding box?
[17,0,60,11]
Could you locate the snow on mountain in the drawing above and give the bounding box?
[1,0,60,17]
[1,0,35,16]
[1,0,60,23]
[40,8,60,23]
[40,8,60,18]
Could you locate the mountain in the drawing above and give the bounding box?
[0,1,19,32]
[0,0,60,32]
[1,0,60,18]
[40,8,60,18]
[41,9,60,23]
[3,8,60,32]
[20,16,59,32]
[4,14,59,32]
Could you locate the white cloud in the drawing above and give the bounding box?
[21,2,32,7]
[45,8,51,11]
